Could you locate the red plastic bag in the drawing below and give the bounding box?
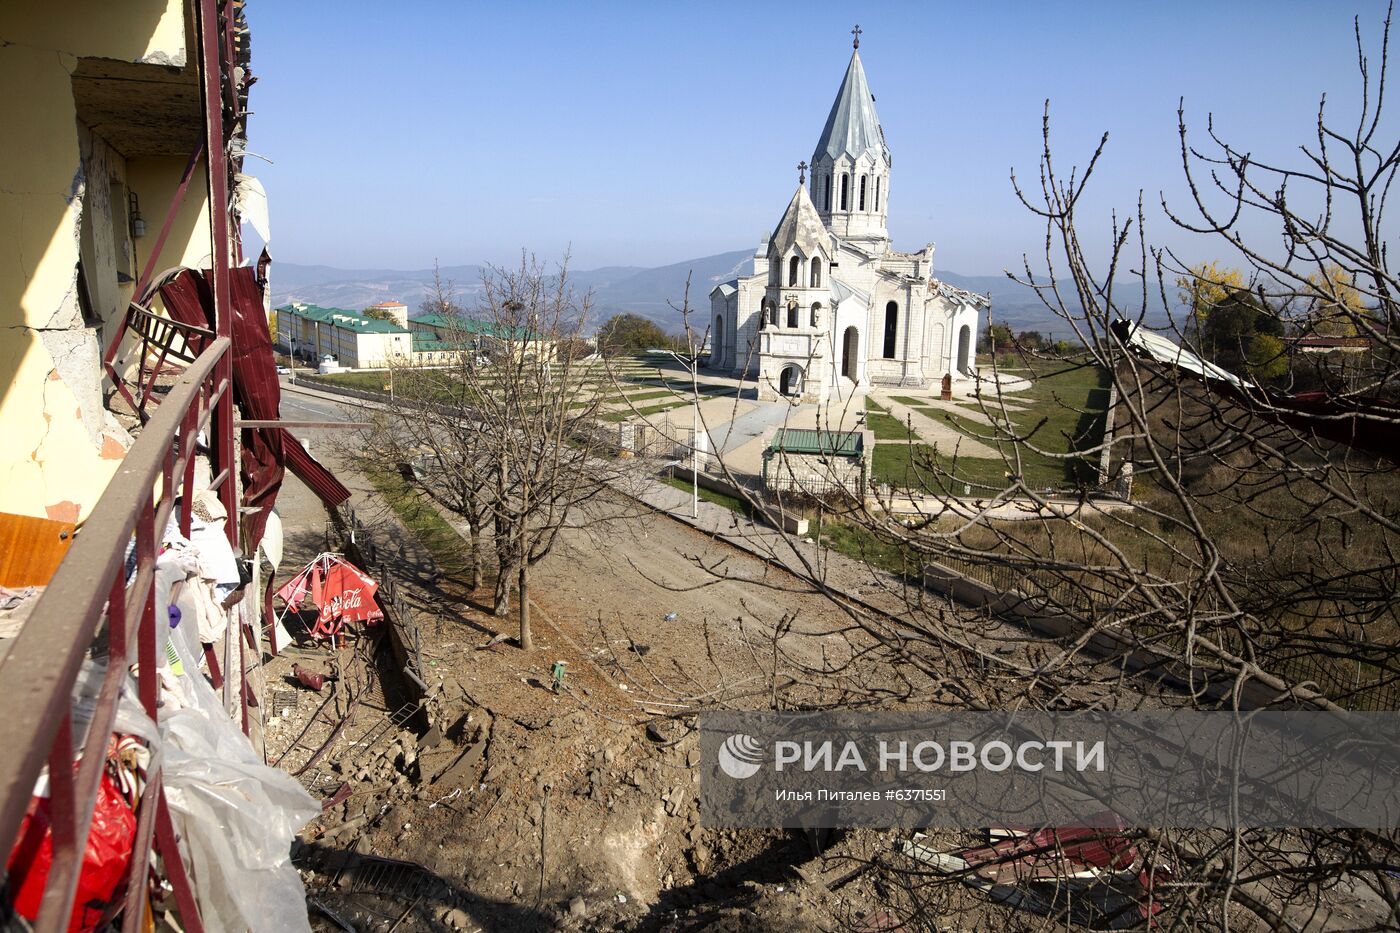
[6,771,138,932]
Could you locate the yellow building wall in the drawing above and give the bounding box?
[126,156,213,273]
[0,1,193,522]
[122,154,214,363]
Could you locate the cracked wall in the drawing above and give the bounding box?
[0,1,194,522]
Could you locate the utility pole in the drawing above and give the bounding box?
[670,349,700,519]
[697,383,705,515]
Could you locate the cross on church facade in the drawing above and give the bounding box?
[851,24,861,49]
[798,161,807,184]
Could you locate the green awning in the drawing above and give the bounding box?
[768,428,862,457]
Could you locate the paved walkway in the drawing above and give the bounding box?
[703,398,794,455]
[876,396,1002,460]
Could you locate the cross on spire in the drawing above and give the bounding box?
[851,24,862,49]
[798,161,807,184]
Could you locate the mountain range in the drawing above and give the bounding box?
[268,250,1169,337]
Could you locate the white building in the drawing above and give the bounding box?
[709,35,987,402]
[276,302,412,369]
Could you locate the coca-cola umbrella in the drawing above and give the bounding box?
[275,553,383,643]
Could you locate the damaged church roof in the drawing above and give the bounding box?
[768,183,829,258]
[931,279,991,308]
[812,50,889,166]
[830,277,870,307]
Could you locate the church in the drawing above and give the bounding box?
[708,31,987,402]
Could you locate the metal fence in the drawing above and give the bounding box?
[0,339,234,932]
[339,509,427,701]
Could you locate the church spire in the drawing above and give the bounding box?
[809,32,891,242]
[769,180,827,259]
[811,43,888,166]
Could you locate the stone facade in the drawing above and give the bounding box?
[710,41,986,402]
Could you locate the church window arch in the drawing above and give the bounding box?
[874,177,881,212]
[810,301,822,327]
[840,173,849,210]
[762,301,775,329]
[788,255,800,287]
[823,175,831,211]
[883,301,899,359]
[787,298,799,329]
[859,175,867,211]
[810,258,821,288]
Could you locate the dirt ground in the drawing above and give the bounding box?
[264,395,1386,933]
[273,472,927,931]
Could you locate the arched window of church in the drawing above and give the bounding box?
[787,299,799,329]
[765,302,777,328]
[823,176,831,211]
[859,175,867,211]
[810,258,821,288]
[883,301,899,359]
[875,177,881,212]
[788,256,800,287]
[840,173,849,210]
[810,302,822,327]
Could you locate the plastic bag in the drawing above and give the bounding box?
[161,708,321,933]
[5,771,137,932]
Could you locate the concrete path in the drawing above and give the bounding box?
[877,397,1003,460]
[703,398,795,455]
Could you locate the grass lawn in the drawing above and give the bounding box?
[364,467,472,577]
[871,359,1110,493]
[871,441,1017,493]
[601,400,688,422]
[662,475,754,516]
[311,371,394,393]
[624,389,676,403]
[959,359,1109,487]
[864,399,917,442]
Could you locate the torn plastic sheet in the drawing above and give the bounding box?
[160,579,320,932]
[233,173,270,247]
[161,711,320,933]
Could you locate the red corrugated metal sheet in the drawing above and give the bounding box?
[156,267,350,539]
[282,436,350,506]
[228,268,285,548]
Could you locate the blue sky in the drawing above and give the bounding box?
[245,1,1393,275]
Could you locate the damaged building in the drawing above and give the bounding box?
[0,2,350,929]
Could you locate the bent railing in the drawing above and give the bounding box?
[0,338,232,932]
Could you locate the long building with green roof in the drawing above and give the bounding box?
[276,302,553,369]
[276,302,413,369]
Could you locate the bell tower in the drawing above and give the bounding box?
[810,27,891,245]
[756,167,833,402]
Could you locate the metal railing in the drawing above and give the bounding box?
[0,339,231,931]
[1,0,254,928]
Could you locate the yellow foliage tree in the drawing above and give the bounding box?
[1304,264,1364,336]
[1177,262,1245,322]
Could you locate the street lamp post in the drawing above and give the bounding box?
[669,349,700,519]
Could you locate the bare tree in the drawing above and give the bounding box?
[640,8,1400,929]
[359,256,635,651]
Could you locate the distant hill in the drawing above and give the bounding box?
[268,251,1169,336]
